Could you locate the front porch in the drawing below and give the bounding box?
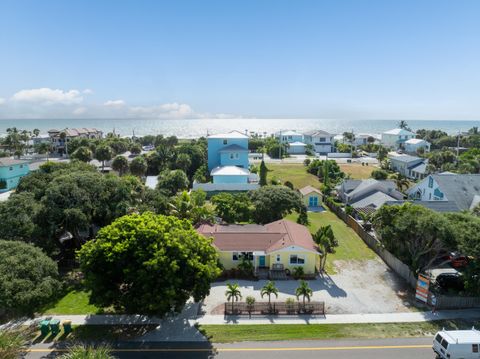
[254,263,288,281]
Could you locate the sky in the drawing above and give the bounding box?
[0,0,479,120]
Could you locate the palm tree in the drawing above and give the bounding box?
[169,191,194,219]
[225,283,242,313]
[398,120,410,130]
[260,281,279,306]
[295,280,313,309]
[313,225,338,272]
[33,128,40,138]
[391,173,409,192]
[342,131,356,157]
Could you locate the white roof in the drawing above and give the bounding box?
[145,176,158,190]
[0,191,12,202]
[383,128,415,136]
[207,130,248,139]
[211,166,250,176]
[289,141,307,147]
[277,130,301,136]
[405,138,427,144]
[438,329,480,344]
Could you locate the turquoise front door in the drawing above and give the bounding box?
[259,256,266,267]
[309,196,318,207]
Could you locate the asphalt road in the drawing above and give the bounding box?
[26,337,436,358]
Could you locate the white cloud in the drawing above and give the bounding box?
[11,88,83,105]
[129,102,194,118]
[0,98,5,105]
[104,99,126,107]
[83,89,94,95]
[72,107,87,115]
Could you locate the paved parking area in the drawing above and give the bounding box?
[202,258,412,315]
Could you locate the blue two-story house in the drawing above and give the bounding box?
[194,131,259,191]
[0,158,30,193]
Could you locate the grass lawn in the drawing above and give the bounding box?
[199,320,480,343]
[266,163,320,189]
[338,164,375,179]
[42,290,102,315]
[286,211,376,274]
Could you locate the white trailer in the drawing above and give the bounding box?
[433,329,480,358]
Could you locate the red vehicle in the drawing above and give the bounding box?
[442,252,469,268]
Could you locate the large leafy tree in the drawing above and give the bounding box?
[129,156,147,177]
[71,146,93,162]
[373,204,453,273]
[0,192,41,243]
[211,192,252,223]
[95,145,114,172]
[0,240,60,318]
[78,212,221,315]
[157,169,189,196]
[249,186,305,224]
[112,155,129,175]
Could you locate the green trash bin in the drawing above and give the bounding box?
[63,320,72,334]
[49,319,60,336]
[39,320,50,336]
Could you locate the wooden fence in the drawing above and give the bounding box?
[325,199,480,309]
[325,200,418,288]
[224,301,325,316]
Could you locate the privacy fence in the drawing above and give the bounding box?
[224,301,326,316]
[324,199,480,309]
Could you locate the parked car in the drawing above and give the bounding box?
[442,252,470,268]
[433,329,480,358]
[435,272,465,294]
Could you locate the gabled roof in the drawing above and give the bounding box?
[351,191,398,210]
[432,174,480,211]
[0,158,28,166]
[382,128,415,136]
[405,138,428,145]
[299,185,322,196]
[304,130,332,137]
[210,166,250,176]
[207,130,248,139]
[197,219,318,253]
[218,144,249,152]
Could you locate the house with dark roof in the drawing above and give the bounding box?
[197,219,320,277]
[388,152,429,180]
[336,179,404,215]
[407,173,480,212]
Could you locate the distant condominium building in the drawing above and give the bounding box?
[48,128,103,155]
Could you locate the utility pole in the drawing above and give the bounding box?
[279,130,282,159]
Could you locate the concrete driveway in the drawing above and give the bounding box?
[202,259,412,315]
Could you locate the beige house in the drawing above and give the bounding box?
[299,185,323,209]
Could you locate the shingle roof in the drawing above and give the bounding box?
[218,144,249,152]
[304,130,332,137]
[0,158,28,166]
[351,191,399,209]
[197,219,318,253]
[432,174,480,211]
[299,185,322,196]
[210,166,250,176]
[388,153,423,164]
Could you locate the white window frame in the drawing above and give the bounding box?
[289,254,305,265]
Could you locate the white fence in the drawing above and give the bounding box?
[192,182,259,192]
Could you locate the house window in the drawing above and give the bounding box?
[319,137,326,142]
[240,252,254,261]
[232,252,239,261]
[473,344,479,353]
[9,167,13,171]
[230,153,234,159]
[20,165,23,168]
[428,176,433,188]
[223,139,228,145]
[290,255,305,265]
[276,254,281,262]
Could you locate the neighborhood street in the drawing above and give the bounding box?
[26,338,434,359]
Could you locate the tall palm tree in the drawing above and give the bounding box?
[391,173,409,192]
[225,283,242,313]
[313,225,338,272]
[398,120,410,130]
[260,281,279,306]
[295,280,313,309]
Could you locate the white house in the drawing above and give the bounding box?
[407,173,480,212]
[303,130,335,155]
[381,128,416,149]
[334,133,380,147]
[404,138,431,154]
[275,130,307,154]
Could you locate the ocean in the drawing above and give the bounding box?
[0,118,478,138]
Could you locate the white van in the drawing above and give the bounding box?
[433,329,480,358]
